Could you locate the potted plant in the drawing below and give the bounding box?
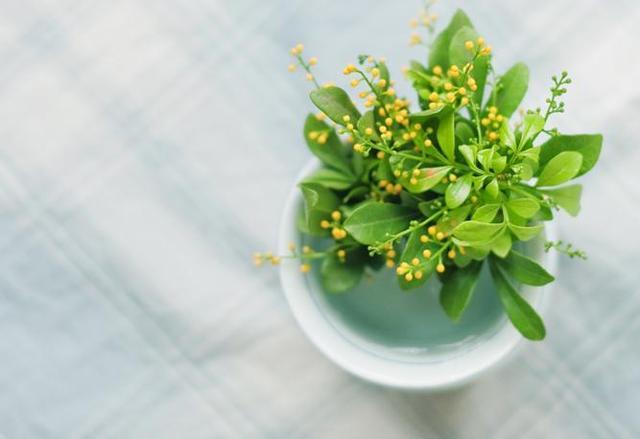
[256,7,602,389]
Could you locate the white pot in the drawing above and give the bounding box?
[279,159,556,390]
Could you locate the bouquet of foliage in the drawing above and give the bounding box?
[255,8,602,340]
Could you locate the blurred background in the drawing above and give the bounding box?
[0,0,638,437]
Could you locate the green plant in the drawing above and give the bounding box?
[256,7,602,340]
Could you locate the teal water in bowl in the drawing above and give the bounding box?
[301,231,550,363]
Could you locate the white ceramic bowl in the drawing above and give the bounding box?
[279,160,557,390]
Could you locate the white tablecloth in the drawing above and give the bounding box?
[0,0,638,437]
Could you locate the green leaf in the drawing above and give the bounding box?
[409,106,444,122]
[485,177,499,199]
[344,203,418,245]
[508,223,543,241]
[439,261,483,321]
[309,86,361,126]
[489,259,546,340]
[506,198,540,219]
[500,122,516,149]
[445,174,472,208]
[459,144,477,169]
[429,9,473,69]
[539,134,603,177]
[499,250,554,286]
[453,221,505,245]
[302,168,355,190]
[299,183,340,236]
[455,123,475,145]
[397,164,452,193]
[321,252,364,293]
[541,184,582,216]
[357,110,380,141]
[495,63,529,118]
[536,151,583,187]
[477,148,494,171]
[437,205,472,234]
[303,115,352,176]
[472,204,501,222]
[449,26,477,66]
[492,155,507,173]
[437,110,455,161]
[491,229,512,258]
[519,113,545,148]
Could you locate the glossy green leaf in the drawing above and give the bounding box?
[492,155,507,173]
[343,203,418,245]
[495,63,529,118]
[489,259,546,340]
[459,144,477,168]
[321,252,364,293]
[303,115,352,175]
[472,204,501,222]
[449,26,478,66]
[299,183,340,236]
[437,110,456,161]
[519,113,545,147]
[429,9,473,69]
[499,250,554,286]
[491,229,512,258]
[439,261,483,321]
[506,198,540,219]
[536,151,583,187]
[302,168,356,190]
[485,177,500,199]
[541,184,582,216]
[539,134,603,177]
[398,164,452,194]
[508,223,543,241]
[456,123,475,144]
[453,221,505,245]
[409,106,445,122]
[437,205,472,234]
[500,122,516,149]
[309,86,361,126]
[445,174,472,208]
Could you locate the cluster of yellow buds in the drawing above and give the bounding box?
[409,32,422,46]
[463,36,492,57]
[396,259,425,281]
[378,179,403,196]
[288,43,319,83]
[320,210,348,240]
[308,129,329,145]
[382,242,397,267]
[427,224,448,243]
[342,63,357,75]
[253,252,281,267]
[481,106,504,142]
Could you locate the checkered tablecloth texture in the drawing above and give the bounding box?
[0,0,638,437]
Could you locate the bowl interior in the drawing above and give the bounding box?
[279,160,555,388]
[297,198,549,365]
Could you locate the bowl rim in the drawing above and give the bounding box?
[279,159,557,390]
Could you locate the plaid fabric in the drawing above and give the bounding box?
[0,0,638,437]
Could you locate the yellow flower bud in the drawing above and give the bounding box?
[422,249,432,258]
[436,263,445,273]
[420,235,429,243]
